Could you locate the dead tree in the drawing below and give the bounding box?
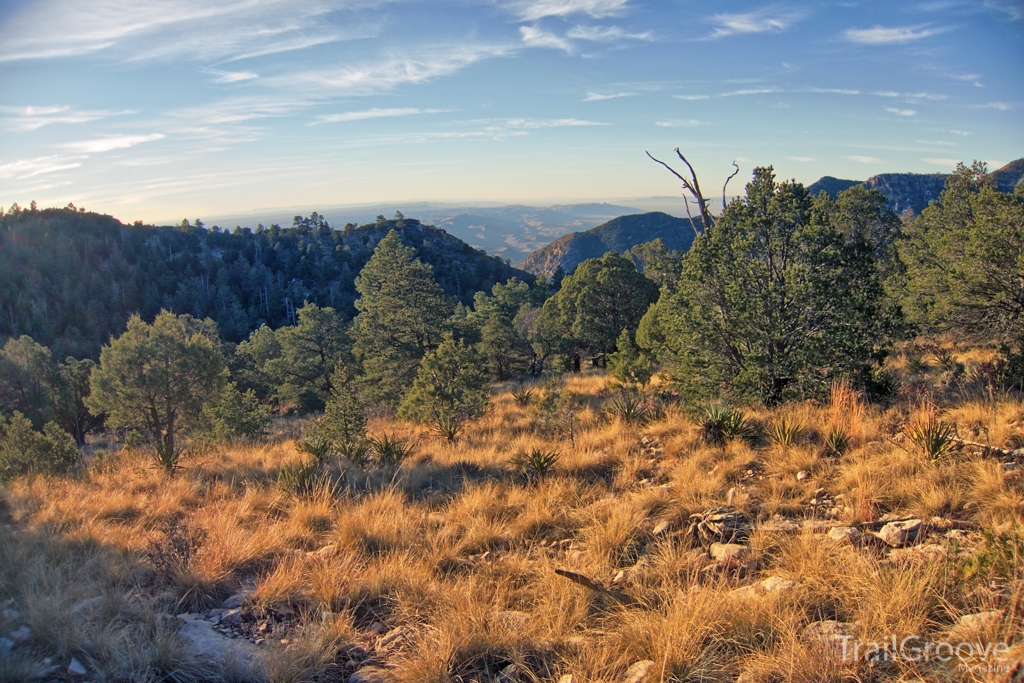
[646,149,739,236]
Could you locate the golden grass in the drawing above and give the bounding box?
[0,365,1021,682]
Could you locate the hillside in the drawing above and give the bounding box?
[807,158,1024,215]
[522,212,695,277]
[0,207,530,359]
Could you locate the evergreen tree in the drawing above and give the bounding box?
[88,311,228,472]
[351,230,453,407]
[264,302,349,412]
[608,328,654,388]
[322,361,367,461]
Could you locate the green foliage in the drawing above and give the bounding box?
[539,252,658,368]
[352,231,454,407]
[603,390,651,425]
[823,426,851,456]
[625,238,684,289]
[767,417,803,449]
[510,383,535,406]
[50,356,103,445]
[644,169,899,405]
[368,433,415,464]
[607,328,654,388]
[278,460,329,496]
[295,428,338,467]
[698,405,753,447]
[322,361,368,462]
[512,448,560,479]
[906,413,958,462]
[263,302,350,413]
[87,311,228,473]
[534,383,583,446]
[399,333,489,442]
[0,412,80,479]
[902,162,1024,350]
[470,278,536,381]
[959,525,1022,583]
[201,384,271,440]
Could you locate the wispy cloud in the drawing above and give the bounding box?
[922,157,962,166]
[504,118,607,128]
[885,107,916,116]
[949,129,970,135]
[0,0,383,63]
[0,105,134,131]
[0,155,84,180]
[706,8,803,39]
[510,0,631,21]
[787,156,814,161]
[846,155,882,163]
[206,69,259,83]
[843,25,943,44]
[973,101,1013,110]
[566,25,651,41]
[984,0,1024,20]
[674,94,710,101]
[520,25,573,52]
[62,133,165,154]
[312,107,446,124]
[917,139,956,146]
[654,119,707,127]
[583,91,634,101]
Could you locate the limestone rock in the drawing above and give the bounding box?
[887,543,946,565]
[176,613,260,672]
[827,526,862,543]
[8,625,31,643]
[652,520,672,536]
[731,576,800,600]
[68,657,87,676]
[877,519,923,547]
[796,470,811,481]
[622,660,655,683]
[709,542,749,563]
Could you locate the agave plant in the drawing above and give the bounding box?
[513,448,560,479]
[823,425,851,457]
[768,417,803,449]
[432,414,465,444]
[906,414,958,462]
[699,405,752,447]
[295,432,336,466]
[510,383,535,407]
[278,460,326,496]
[369,432,415,464]
[604,391,650,425]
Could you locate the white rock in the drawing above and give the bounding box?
[887,543,946,564]
[622,660,655,683]
[827,526,862,543]
[176,614,260,671]
[877,519,923,547]
[68,657,88,676]
[221,593,249,610]
[8,625,31,643]
[0,636,12,653]
[761,576,799,595]
[709,542,749,563]
[796,470,811,481]
[557,675,574,683]
[2,608,21,620]
[652,520,672,536]
[71,596,106,617]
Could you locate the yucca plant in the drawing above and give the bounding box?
[699,405,752,447]
[824,425,851,456]
[278,460,325,496]
[603,391,650,425]
[432,414,465,444]
[338,439,370,467]
[295,432,336,466]
[768,417,803,449]
[906,352,929,374]
[510,383,535,406]
[513,448,560,479]
[932,347,958,372]
[906,414,958,462]
[369,432,415,464]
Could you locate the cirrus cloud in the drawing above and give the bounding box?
[843,25,943,44]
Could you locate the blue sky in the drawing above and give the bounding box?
[1,0,1022,224]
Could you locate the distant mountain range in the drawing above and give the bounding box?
[807,158,1024,215]
[522,212,695,277]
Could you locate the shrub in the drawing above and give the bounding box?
[603,390,650,425]
[906,413,958,462]
[513,448,560,479]
[295,427,337,466]
[510,383,535,406]
[823,425,851,456]
[202,384,271,440]
[369,433,415,464]
[0,412,80,478]
[698,405,753,447]
[768,417,803,449]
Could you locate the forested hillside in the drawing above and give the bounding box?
[0,207,528,359]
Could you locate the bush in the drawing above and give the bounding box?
[0,412,80,478]
[202,384,271,439]
[369,433,415,464]
[603,390,650,425]
[698,405,754,447]
[512,448,560,479]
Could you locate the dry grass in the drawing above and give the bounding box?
[1,365,1022,682]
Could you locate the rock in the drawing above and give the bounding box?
[731,576,800,600]
[307,544,338,559]
[709,543,749,563]
[2,608,21,620]
[827,526,862,543]
[558,675,574,683]
[219,608,243,625]
[796,470,811,481]
[948,610,1005,642]
[71,596,106,617]
[176,614,261,672]
[622,660,655,683]
[688,507,752,545]
[652,520,672,536]
[493,611,530,628]
[221,593,250,610]
[802,620,858,642]
[887,543,946,564]
[877,519,924,547]
[0,636,12,653]
[945,529,967,542]
[759,516,800,534]
[68,658,87,676]
[498,663,519,683]
[348,667,389,683]
[8,625,31,643]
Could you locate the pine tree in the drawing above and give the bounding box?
[323,361,367,461]
[351,231,453,407]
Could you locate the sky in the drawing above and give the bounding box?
[1,0,1022,225]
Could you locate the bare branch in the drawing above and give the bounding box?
[722,160,740,211]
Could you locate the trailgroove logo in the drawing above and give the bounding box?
[835,635,1011,669]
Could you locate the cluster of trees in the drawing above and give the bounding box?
[1,160,1020,476]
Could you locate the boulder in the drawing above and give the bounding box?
[622,660,655,683]
[827,526,862,543]
[709,543,749,563]
[221,593,250,610]
[887,543,946,565]
[876,519,924,547]
[176,614,261,673]
[730,576,800,600]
